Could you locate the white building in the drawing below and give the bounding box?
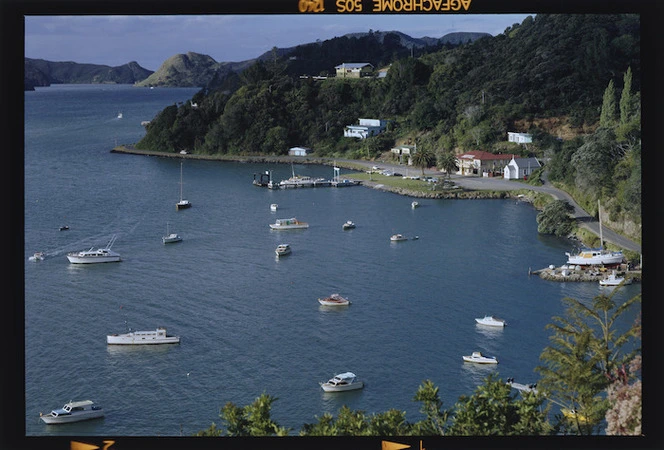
[343,118,387,139]
[504,156,541,180]
[288,146,312,156]
[390,145,416,165]
[334,63,374,78]
[507,132,533,144]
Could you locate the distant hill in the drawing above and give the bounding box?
[24,58,153,90]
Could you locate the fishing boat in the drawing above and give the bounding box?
[269,218,309,230]
[275,244,291,257]
[40,400,104,424]
[318,293,350,306]
[66,235,121,264]
[28,252,45,261]
[599,270,632,286]
[565,200,623,265]
[390,234,408,242]
[176,161,192,210]
[462,351,498,364]
[320,372,363,392]
[342,220,356,230]
[475,315,506,327]
[107,327,180,345]
[162,222,182,244]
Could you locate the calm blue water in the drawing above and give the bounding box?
[24,84,641,437]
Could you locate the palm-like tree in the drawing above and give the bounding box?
[412,147,436,176]
[438,151,459,179]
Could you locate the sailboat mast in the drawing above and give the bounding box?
[180,161,184,201]
[598,199,603,250]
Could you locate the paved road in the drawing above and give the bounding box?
[340,159,641,254]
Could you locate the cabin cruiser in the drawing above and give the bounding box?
[107,327,180,345]
[390,234,408,242]
[475,315,506,327]
[320,372,363,392]
[269,218,309,230]
[599,270,632,286]
[566,248,624,265]
[66,235,121,264]
[342,220,356,230]
[318,293,350,306]
[275,244,291,257]
[28,252,45,261]
[40,400,104,424]
[462,351,498,364]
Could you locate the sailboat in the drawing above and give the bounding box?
[565,200,623,265]
[162,222,182,244]
[176,161,192,210]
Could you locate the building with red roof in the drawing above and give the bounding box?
[455,150,515,176]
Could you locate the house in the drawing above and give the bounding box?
[288,146,312,156]
[335,63,374,78]
[455,150,514,176]
[343,118,387,139]
[507,132,533,144]
[504,155,541,180]
[390,145,416,165]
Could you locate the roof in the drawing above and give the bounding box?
[458,150,514,161]
[510,157,541,168]
[334,372,357,379]
[335,63,373,69]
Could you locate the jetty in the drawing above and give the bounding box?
[530,264,641,283]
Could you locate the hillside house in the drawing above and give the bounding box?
[288,146,313,156]
[507,132,533,144]
[335,63,374,78]
[343,118,387,139]
[504,155,541,180]
[390,145,416,165]
[456,150,514,176]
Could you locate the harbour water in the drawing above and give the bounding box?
[24,84,641,437]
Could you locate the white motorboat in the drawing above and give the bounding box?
[475,315,506,327]
[162,223,182,244]
[40,400,104,424]
[320,372,364,392]
[107,327,180,345]
[599,270,632,286]
[117,111,123,119]
[28,252,45,261]
[275,244,291,257]
[342,220,356,230]
[269,218,309,230]
[66,235,121,264]
[270,203,278,212]
[318,293,350,306]
[390,234,407,242]
[565,200,623,266]
[411,201,419,208]
[462,351,498,364]
[176,161,192,210]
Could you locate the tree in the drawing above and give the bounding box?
[437,151,459,179]
[412,146,436,176]
[447,374,551,436]
[410,380,448,435]
[536,292,641,435]
[599,79,617,129]
[211,393,290,436]
[536,200,575,236]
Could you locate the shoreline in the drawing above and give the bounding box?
[111,145,521,200]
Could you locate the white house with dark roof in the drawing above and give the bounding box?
[343,118,387,139]
[335,63,374,78]
[504,155,541,179]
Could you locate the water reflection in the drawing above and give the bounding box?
[475,323,505,339]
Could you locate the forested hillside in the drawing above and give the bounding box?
[136,14,641,240]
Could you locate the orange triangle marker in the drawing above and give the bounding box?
[382,441,411,450]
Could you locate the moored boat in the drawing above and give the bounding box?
[462,351,498,364]
[475,315,506,327]
[162,222,182,244]
[107,327,180,345]
[40,400,104,424]
[390,234,407,242]
[275,244,291,256]
[599,270,632,286]
[411,201,419,208]
[176,161,192,210]
[270,203,278,212]
[342,220,356,230]
[320,372,363,392]
[318,293,350,306]
[565,200,623,266]
[66,235,121,264]
[269,218,309,230]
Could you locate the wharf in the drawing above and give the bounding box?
[530,264,641,283]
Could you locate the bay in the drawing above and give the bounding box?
[24,84,641,437]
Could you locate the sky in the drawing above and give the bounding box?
[24,14,534,71]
